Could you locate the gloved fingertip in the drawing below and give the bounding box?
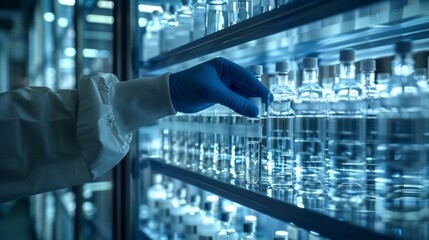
[268,93,274,103]
[243,102,259,118]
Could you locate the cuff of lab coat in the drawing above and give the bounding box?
[111,73,177,133]
[77,73,132,180]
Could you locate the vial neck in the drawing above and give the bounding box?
[276,72,289,86]
[221,220,232,229]
[302,68,318,84]
[360,71,375,86]
[339,62,356,81]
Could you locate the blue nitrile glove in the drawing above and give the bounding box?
[169,57,270,117]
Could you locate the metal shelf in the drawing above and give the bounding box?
[143,158,396,240]
[141,0,382,73]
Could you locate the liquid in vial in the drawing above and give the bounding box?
[231,114,247,181]
[246,98,262,185]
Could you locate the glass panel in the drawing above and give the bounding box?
[78,1,114,239]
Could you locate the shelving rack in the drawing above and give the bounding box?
[142,159,394,240]
[138,0,429,239]
[141,0,429,76]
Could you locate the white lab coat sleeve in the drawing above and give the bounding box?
[0,73,175,202]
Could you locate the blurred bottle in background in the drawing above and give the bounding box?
[229,0,253,25]
[376,40,426,229]
[198,195,221,239]
[183,194,204,240]
[175,0,194,48]
[216,207,239,239]
[160,4,178,53]
[142,10,161,61]
[193,0,206,40]
[206,0,229,35]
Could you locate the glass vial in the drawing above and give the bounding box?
[246,98,262,185]
[229,0,253,25]
[205,0,229,35]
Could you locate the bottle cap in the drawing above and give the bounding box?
[303,57,318,69]
[182,0,190,5]
[360,59,375,71]
[339,49,355,63]
[250,65,263,75]
[243,222,255,233]
[275,61,290,72]
[220,211,231,222]
[395,40,412,57]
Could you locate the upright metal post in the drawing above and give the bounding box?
[73,1,85,240]
[112,0,137,239]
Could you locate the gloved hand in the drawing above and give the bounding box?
[169,57,270,117]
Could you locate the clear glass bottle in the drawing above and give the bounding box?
[160,4,178,53]
[359,59,379,199]
[327,49,366,208]
[229,0,253,25]
[376,40,425,222]
[206,0,228,35]
[192,0,206,40]
[157,182,175,239]
[146,174,167,234]
[183,194,203,240]
[268,61,295,189]
[198,195,221,239]
[169,188,189,238]
[293,57,327,195]
[239,217,257,240]
[176,0,194,48]
[142,10,162,61]
[216,210,239,239]
[259,0,275,13]
[327,49,366,206]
